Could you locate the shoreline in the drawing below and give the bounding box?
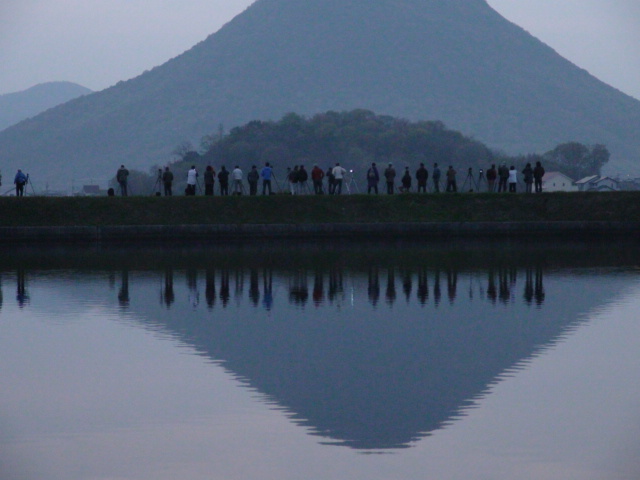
[1,221,639,244]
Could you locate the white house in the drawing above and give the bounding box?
[575,175,619,192]
[541,172,577,192]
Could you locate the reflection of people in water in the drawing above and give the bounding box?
[289,271,309,307]
[263,269,273,311]
[386,268,396,305]
[417,268,428,305]
[328,268,343,303]
[402,270,412,303]
[433,269,441,306]
[535,267,545,306]
[162,268,175,308]
[368,267,380,306]
[249,269,260,307]
[187,268,199,307]
[498,268,510,304]
[313,271,324,306]
[16,269,30,308]
[206,269,216,309]
[235,269,244,301]
[487,270,497,304]
[524,268,534,305]
[220,270,230,308]
[118,270,130,308]
[447,270,457,304]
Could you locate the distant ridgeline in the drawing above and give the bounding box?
[0,0,637,190]
[139,110,608,195]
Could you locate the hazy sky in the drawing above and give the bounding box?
[1,0,639,99]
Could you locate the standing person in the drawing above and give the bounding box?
[14,169,27,197]
[261,162,273,195]
[446,166,457,192]
[366,162,380,194]
[311,164,325,194]
[332,163,347,194]
[287,166,299,195]
[204,165,216,196]
[416,163,428,193]
[116,165,129,196]
[497,163,509,192]
[162,166,174,196]
[326,166,335,195]
[232,166,243,195]
[247,165,259,195]
[384,162,396,194]
[522,163,534,193]
[218,166,229,196]
[432,163,441,192]
[486,164,497,192]
[186,165,198,195]
[401,167,412,192]
[508,166,518,193]
[533,161,545,193]
[298,165,309,194]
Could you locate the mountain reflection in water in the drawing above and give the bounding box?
[0,241,636,451]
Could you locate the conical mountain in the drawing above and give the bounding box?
[1,0,639,189]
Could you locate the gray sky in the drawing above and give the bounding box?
[1,0,639,99]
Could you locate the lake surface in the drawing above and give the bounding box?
[1,241,640,480]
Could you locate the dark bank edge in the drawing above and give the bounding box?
[0,222,639,244]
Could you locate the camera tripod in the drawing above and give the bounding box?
[462,168,478,192]
[151,169,163,195]
[345,171,360,194]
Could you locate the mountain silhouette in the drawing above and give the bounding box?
[1,0,639,189]
[0,82,91,132]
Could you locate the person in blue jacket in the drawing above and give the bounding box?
[14,169,27,197]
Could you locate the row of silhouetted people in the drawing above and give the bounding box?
[113,161,546,197]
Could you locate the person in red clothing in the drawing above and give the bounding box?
[311,164,325,194]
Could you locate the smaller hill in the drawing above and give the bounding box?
[0,82,92,132]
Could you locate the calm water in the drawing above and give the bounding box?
[1,241,640,480]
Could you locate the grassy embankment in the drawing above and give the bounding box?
[0,191,639,227]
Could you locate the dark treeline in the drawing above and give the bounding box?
[114,110,610,194]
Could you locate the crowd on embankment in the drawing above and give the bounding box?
[111,161,546,197]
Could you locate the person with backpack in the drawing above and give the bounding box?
[326,166,335,195]
[533,161,545,193]
[366,162,380,194]
[14,169,28,197]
